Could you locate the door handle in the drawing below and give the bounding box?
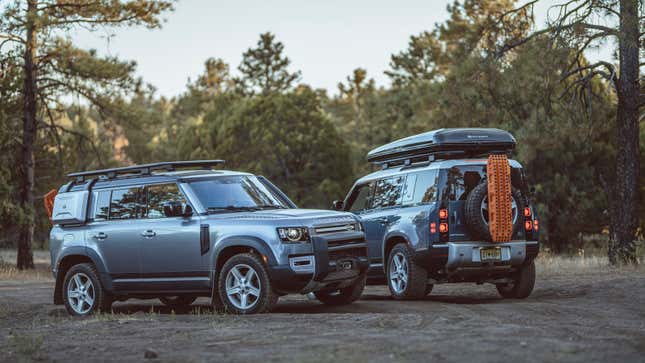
[141,230,156,238]
[93,232,107,240]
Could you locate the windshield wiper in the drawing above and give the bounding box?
[206,206,260,213]
[255,204,287,210]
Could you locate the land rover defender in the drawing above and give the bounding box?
[47,160,368,315]
[335,128,539,299]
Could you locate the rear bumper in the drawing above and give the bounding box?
[267,233,369,294]
[416,240,539,271]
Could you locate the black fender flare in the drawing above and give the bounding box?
[211,236,277,271]
[53,246,112,304]
[381,232,412,273]
[209,236,277,299]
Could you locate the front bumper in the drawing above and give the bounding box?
[267,231,369,294]
[416,240,539,271]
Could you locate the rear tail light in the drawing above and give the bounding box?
[524,220,533,231]
[523,207,531,217]
[430,222,437,234]
[533,219,539,231]
[439,223,449,233]
[438,208,449,242]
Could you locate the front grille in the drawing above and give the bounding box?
[314,223,358,235]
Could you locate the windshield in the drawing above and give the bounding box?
[187,175,288,212]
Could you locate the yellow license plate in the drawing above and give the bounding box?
[480,248,501,261]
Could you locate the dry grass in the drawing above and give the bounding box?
[535,253,644,277]
[0,249,52,281]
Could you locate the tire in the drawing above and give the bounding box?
[465,182,524,241]
[496,260,536,299]
[314,275,366,306]
[217,253,278,314]
[62,263,112,316]
[159,296,197,308]
[387,243,427,300]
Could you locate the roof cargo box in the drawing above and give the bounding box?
[51,191,89,225]
[367,128,516,164]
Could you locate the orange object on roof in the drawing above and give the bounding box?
[487,154,513,242]
[44,189,57,223]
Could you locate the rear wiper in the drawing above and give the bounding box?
[206,206,260,213]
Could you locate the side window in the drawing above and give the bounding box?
[413,170,439,203]
[109,187,143,220]
[373,176,404,208]
[146,184,187,218]
[401,174,417,204]
[93,190,111,221]
[347,183,372,212]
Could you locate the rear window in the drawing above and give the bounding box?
[444,164,525,201]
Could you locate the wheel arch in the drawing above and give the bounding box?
[209,236,277,300]
[53,247,109,305]
[382,234,410,274]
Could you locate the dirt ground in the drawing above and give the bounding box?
[1,253,644,363]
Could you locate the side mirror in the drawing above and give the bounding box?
[332,200,344,211]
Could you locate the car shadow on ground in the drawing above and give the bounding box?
[101,293,505,316]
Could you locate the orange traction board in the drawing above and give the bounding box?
[44,189,57,222]
[486,154,513,242]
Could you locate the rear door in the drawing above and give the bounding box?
[88,187,145,288]
[138,183,207,292]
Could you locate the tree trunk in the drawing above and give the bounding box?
[17,0,38,270]
[608,0,640,265]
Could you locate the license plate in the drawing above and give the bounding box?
[480,247,501,261]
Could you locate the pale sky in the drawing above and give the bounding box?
[71,0,614,98]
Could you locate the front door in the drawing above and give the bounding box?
[138,183,207,292]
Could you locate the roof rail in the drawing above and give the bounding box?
[67,160,225,182]
[378,150,511,170]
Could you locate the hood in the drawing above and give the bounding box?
[203,208,357,226]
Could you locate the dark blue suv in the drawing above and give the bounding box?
[335,129,539,299]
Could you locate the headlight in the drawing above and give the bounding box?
[277,227,310,243]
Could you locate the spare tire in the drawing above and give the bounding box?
[465,181,524,241]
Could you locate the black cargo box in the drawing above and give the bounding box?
[367,128,516,164]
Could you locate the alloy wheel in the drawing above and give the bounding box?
[225,264,261,310]
[389,252,408,294]
[67,272,95,314]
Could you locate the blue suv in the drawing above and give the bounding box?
[48,160,368,315]
[334,129,539,300]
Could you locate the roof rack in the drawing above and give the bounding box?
[379,150,511,169]
[67,160,225,182]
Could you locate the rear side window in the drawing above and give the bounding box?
[110,187,144,219]
[93,191,111,221]
[146,184,187,218]
[373,176,404,208]
[411,170,439,204]
[347,183,373,212]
